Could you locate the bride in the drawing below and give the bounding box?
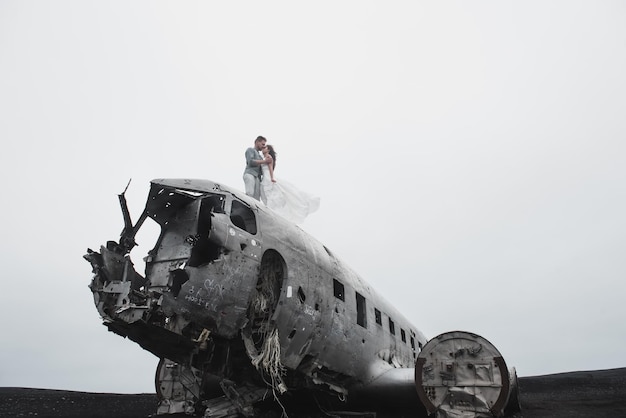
[259,145,320,224]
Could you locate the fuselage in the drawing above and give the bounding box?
[86,179,427,414]
[85,178,517,417]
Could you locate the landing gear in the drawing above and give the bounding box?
[156,358,202,415]
[203,381,268,418]
[155,358,270,417]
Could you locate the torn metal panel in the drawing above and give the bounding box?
[161,253,259,338]
[155,358,201,415]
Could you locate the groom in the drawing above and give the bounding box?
[243,135,272,200]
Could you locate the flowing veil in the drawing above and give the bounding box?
[261,165,319,224]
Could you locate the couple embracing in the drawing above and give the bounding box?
[243,135,319,224]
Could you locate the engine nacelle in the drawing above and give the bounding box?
[415,331,520,418]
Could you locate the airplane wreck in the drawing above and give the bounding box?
[84,178,520,418]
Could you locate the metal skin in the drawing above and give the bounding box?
[84,179,519,418]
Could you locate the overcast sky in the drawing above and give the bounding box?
[1,1,625,394]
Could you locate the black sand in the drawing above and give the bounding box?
[1,368,624,417]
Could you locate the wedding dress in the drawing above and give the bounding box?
[260,164,320,224]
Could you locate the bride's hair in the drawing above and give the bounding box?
[267,145,277,170]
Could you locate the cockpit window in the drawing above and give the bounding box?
[146,187,194,225]
[145,186,225,226]
[230,200,257,234]
[202,194,226,214]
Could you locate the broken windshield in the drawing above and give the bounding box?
[145,186,225,226]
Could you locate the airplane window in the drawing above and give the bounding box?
[230,200,257,234]
[202,194,225,214]
[297,287,306,303]
[356,292,367,328]
[410,336,416,350]
[374,308,382,326]
[333,279,344,301]
[401,329,406,343]
[389,318,396,335]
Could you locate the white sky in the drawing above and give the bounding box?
[1,1,625,393]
